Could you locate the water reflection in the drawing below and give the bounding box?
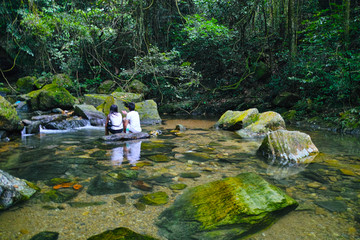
[111,140,142,166]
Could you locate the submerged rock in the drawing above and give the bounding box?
[0,96,23,132]
[102,132,150,141]
[139,191,169,206]
[157,172,298,240]
[86,175,131,196]
[257,130,319,164]
[87,227,159,240]
[214,108,259,130]
[0,169,38,210]
[30,231,59,240]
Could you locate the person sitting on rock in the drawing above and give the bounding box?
[105,104,124,135]
[122,102,142,133]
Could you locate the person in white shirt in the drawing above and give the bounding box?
[105,104,124,135]
[122,102,142,133]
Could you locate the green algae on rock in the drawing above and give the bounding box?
[29,231,59,240]
[0,169,38,210]
[97,80,116,94]
[139,191,169,206]
[157,172,298,240]
[16,76,37,93]
[135,100,162,125]
[27,83,76,111]
[87,227,159,240]
[169,183,187,190]
[0,96,23,132]
[148,154,171,162]
[214,108,259,130]
[257,130,319,164]
[236,111,286,139]
[86,175,131,196]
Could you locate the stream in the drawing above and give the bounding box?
[0,117,359,240]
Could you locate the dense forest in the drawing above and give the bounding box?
[1,0,360,129]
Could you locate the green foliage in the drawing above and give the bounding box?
[272,4,360,112]
[124,46,202,103]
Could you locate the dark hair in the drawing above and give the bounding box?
[110,104,118,114]
[127,102,135,111]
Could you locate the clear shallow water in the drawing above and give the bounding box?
[0,118,359,240]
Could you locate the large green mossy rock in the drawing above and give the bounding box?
[111,91,144,102]
[128,79,150,95]
[257,130,319,164]
[97,80,115,94]
[157,172,298,240]
[27,84,76,111]
[214,108,259,130]
[136,100,162,125]
[84,94,108,107]
[0,169,38,210]
[0,96,23,132]
[236,111,285,139]
[87,227,159,240]
[16,76,37,93]
[52,73,76,92]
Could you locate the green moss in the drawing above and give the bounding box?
[87,227,159,240]
[140,191,169,205]
[0,96,22,131]
[16,76,37,93]
[216,108,259,130]
[97,80,115,94]
[27,83,76,110]
[52,73,75,92]
[84,94,108,107]
[148,154,171,162]
[111,91,143,102]
[169,183,187,190]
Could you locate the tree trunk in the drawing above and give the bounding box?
[343,0,350,47]
[288,0,297,59]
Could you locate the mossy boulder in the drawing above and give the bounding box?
[139,191,169,206]
[74,104,106,122]
[135,100,162,125]
[97,80,116,94]
[87,227,159,240]
[157,172,298,240]
[98,95,127,116]
[214,108,259,130]
[0,169,38,210]
[111,91,144,102]
[27,84,77,111]
[128,79,150,95]
[257,130,319,164]
[51,73,76,92]
[0,96,23,132]
[236,111,285,138]
[84,94,108,107]
[16,76,37,93]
